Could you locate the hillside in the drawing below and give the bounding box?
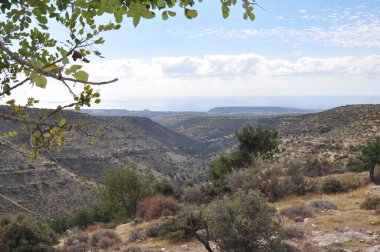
[171,105,380,163]
[0,104,379,218]
[0,107,207,217]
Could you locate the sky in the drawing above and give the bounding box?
[10,0,380,110]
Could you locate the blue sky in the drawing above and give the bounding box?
[13,0,380,110]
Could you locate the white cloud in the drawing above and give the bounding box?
[166,5,380,49]
[88,54,379,78]
[5,54,380,109]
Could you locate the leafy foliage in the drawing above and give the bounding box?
[208,125,279,186]
[0,214,58,251]
[359,137,380,182]
[0,0,257,154]
[100,167,155,219]
[206,189,283,252]
[236,125,279,161]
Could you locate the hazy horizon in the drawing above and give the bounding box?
[76,95,380,112]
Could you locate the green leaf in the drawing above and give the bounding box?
[141,11,155,19]
[168,11,176,17]
[73,71,89,82]
[162,11,168,21]
[133,16,141,27]
[30,72,47,89]
[69,64,82,73]
[184,9,198,19]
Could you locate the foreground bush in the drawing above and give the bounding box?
[0,214,58,251]
[136,195,180,220]
[89,229,121,249]
[307,200,338,211]
[207,189,283,251]
[320,178,345,194]
[62,231,89,252]
[360,196,380,210]
[280,205,314,221]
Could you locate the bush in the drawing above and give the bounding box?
[89,229,121,249]
[280,205,314,221]
[136,195,180,220]
[207,189,283,251]
[124,246,158,252]
[304,159,335,177]
[282,225,305,240]
[321,178,346,194]
[48,215,70,234]
[286,162,320,195]
[62,231,89,252]
[70,208,94,229]
[153,178,181,198]
[91,201,117,223]
[158,206,201,242]
[307,200,338,211]
[0,214,58,251]
[183,186,202,204]
[345,158,369,172]
[128,228,146,243]
[227,164,292,202]
[360,196,380,210]
[145,223,160,238]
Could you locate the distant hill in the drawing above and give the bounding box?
[171,104,380,164]
[209,106,320,115]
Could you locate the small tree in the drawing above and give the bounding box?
[208,125,279,186]
[236,125,279,162]
[360,137,380,182]
[100,167,153,219]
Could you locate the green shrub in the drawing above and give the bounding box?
[48,216,70,234]
[227,164,292,202]
[307,200,337,211]
[360,196,380,210]
[145,224,160,238]
[158,206,204,243]
[183,185,202,204]
[280,205,314,220]
[89,229,121,249]
[321,178,345,194]
[91,201,117,223]
[0,214,58,251]
[345,158,369,172]
[282,225,305,240]
[304,159,335,177]
[153,178,181,199]
[62,230,89,252]
[207,189,283,252]
[128,228,146,243]
[70,208,94,229]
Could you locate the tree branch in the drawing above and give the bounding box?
[0,41,118,86]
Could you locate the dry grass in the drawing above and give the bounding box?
[277,182,380,251]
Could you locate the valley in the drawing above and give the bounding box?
[0,104,379,218]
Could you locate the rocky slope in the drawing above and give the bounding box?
[0,107,207,217]
[170,105,380,163]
